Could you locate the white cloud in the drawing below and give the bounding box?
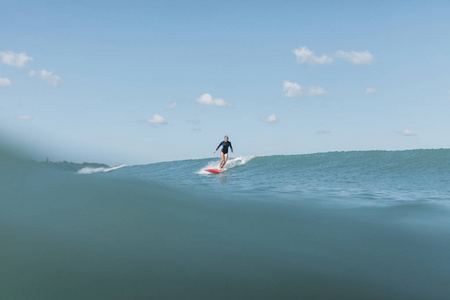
[308,86,326,96]
[0,77,12,87]
[316,129,331,134]
[196,93,231,107]
[293,46,333,65]
[39,70,61,86]
[336,50,375,65]
[17,115,32,120]
[283,81,304,97]
[166,102,177,109]
[0,51,33,68]
[365,88,376,94]
[396,129,416,136]
[148,114,167,124]
[261,114,277,123]
[282,81,326,98]
[30,69,61,86]
[292,47,375,66]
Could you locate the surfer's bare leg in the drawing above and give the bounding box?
[222,153,228,168]
[219,152,225,169]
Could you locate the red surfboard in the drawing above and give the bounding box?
[205,169,222,173]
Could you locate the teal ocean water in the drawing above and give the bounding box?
[89,149,450,206]
[2,143,450,299]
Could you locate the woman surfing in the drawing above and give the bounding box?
[214,135,234,170]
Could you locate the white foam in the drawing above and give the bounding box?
[77,164,127,175]
[196,156,256,175]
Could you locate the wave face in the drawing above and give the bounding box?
[2,142,450,300]
[94,149,450,205]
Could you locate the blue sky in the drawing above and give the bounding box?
[1,0,449,165]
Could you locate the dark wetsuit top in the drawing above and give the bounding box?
[216,141,233,154]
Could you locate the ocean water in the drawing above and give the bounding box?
[88,149,450,206]
[2,142,450,300]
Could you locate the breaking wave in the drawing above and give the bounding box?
[196,155,256,174]
[77,164,127,174]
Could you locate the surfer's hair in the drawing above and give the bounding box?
[224,135,228,139]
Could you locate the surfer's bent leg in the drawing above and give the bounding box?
[220,152,225,169]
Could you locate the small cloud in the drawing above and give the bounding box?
[0,77,12,87]
[166,102,177,109]
[39,70,61,86]
[0,51,33,68]
[283,81,304,97]
[293,46,333,65]
[148,114,167,124]
[192,128,202,132]
[396,129,416,136]
[308,86,326,96]
[196,93,231,107]
[365,88,376,94]
[282,81,326,98]
[335,50,375,65]
[30,69,61,86]
[17,115,32,120]
[316,129,331,134]
[261,114,277,123]
[292,47,375,66]
[186,119,200,124]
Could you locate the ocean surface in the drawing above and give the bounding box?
[82,149,450,206]
[2,142,450,299]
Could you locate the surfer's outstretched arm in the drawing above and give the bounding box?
[214,142,223,153]
[229,142,234,155]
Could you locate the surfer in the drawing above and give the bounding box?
[214,135,234,170]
